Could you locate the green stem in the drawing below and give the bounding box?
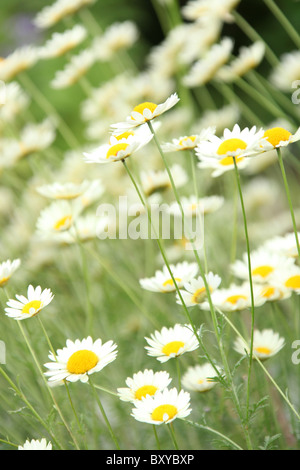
[153,425,161,450]
[276,148,300,258]
[89,376,120,450]
[263,0,300,49]
[168,423,179,450]
[232,157,255,426]
[175,358,181,391]
[182,418,244,450]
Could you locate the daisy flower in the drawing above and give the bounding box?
[140,164,187,197]
[139,261,198,293]
[182,0,240,23]
[0,82,30,123]
[216,41,265,82]
[5,285,54,320]
[234,329,285,361]
[169,195,224,217]
[117,369,172,403]
[0,259,21,288]
[93,21,139,61]
[161,127,216,153]
[145,324,199,363]
[36,200,81,237]
[9,119,56,161]
[33,0,96,29]
[271,264,300,294]
[262,126,300,150]
[131,387,191,425]
[36,180,91,200]
[18,438,52,450]
[258,282,291,303]
[39,25,87,59]
[200,282,266,312]
[51,49,95,89]
[176,272,221,307]
[182,363,222,392]
[263,232,300,259]
[44,336,117,385]
[110,93,180,131]
[230,249,295,284]
[0,46,39,81]
[270,50,300,92]
[83,129,153,164]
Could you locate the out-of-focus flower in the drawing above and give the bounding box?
[0,259,21,288]
[176,272,221,307]
[39,25,87,59]
[36,180,91,200]
[200,282,266,312]
[140,164,187,197]
[18,438,52,450]
[217,41,265,82]
[0,46,39,81]
[161,127,215,153]
[33,0,97,29]
[234,329,285,360]
[182,363,222,392]
[51,49,95,89]
[93,21,139,61]
[270,50,300,92]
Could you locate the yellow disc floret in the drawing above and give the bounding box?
[151,404,178,422]
[135,385,158,400]
[67,349,99,375]
[263,127,292,147]
[217,138,247,156]
[106,142,129,159]
[22,300,42,315]
[162,341,185,356]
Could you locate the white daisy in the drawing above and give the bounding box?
[10,119,56,161]
[44,336,117,385]
[36,180,91,200]
[110,93,180,131]
[234,329,285,360]
[169,195,224,217]
[271,264,300,294]
[145,323,199,363]
[51,49,95,89]
[139,261,198,293]
[36,200,82,238]
[161,127,216,153]
[0,259,21,287]
[216,41,265,82]
[117,369,172,403]
[176,272,221,307]
[83,130,153,164]
[5,285,54,320]
[33,0,96,29]
[93,21,139,61]
[140,164,187,197]
[182,0,240,23]
[182,38,234,87]
[131,387,191,425]
[0,46,39,81]
[230,249,295,284]
[270,50,300,92]
[0,82,30,123]
[18,438,52,450]
[182,363,222,392]
[39,25,87,59]
[262,126,300,149]
[263,232,300,259]
[200,282,266,312]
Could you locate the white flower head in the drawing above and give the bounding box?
[0,259,21,287]
[5,285,54,320]
[176,272,221,307]
[44,336,118,385]
[182,363,222,392]
[131,387,191,425]
[139,261,198,293]
[200,282,266,312]
[39,25,87,59]
[145,323,199,363]
[18,438,52,450]
[234,329,285,360]
[117,369,172,403]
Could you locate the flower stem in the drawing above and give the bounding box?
[168,423,179,450]
[263,0,300,49]
[89,376,120,450]
[276,148,300,258]
[232,157,255,425]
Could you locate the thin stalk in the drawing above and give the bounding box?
[263,0,300,49]
[232,157,255,425]
[153,425,161,450]
[182,418,244,450]
[276,148,300,258]
[89,376,120,450]
[168,423,179,450]
[175,358,181,391]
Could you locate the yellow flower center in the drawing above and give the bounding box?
[0,276,10,287]
[106,143,129,159]
[151,404,178,422]
[22,300,42,315]
[260,286,275,298]
[132,102,157,119]
[178,135,197,148]
[255,346,271,355]
[217,138,247,156]
[162,340,185,356]
[191,287,207,304]
[285,275,300,290]
[112,131,134,141]
[263,127,292,147]
[54,215,73,231]
[252,265,274,278]
[135,385,158,400]
[225,294,248,304]
[67,349,99,375]
[162,277,182,289]
[219,155,245,166]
